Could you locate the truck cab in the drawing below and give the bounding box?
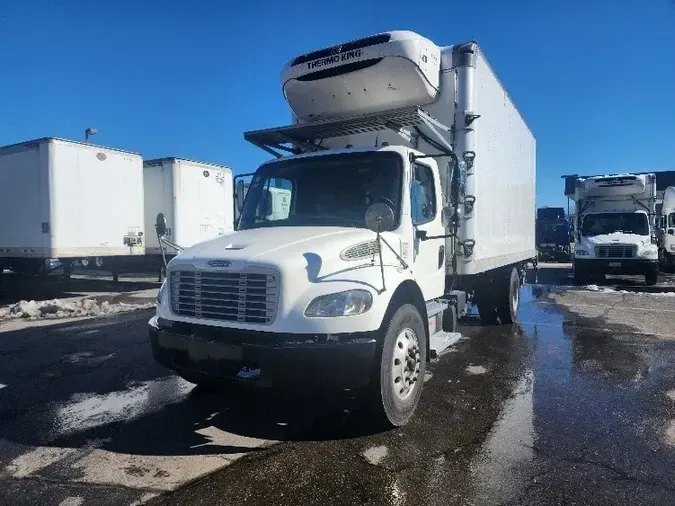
[658,186,675,272]
[571,174,659,285]
[536,207,571,262]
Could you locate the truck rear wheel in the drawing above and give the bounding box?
[373,304,427,427]
[497,267,520,324]
[475,293,498,325]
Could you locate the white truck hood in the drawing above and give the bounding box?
[581,232,650,247]
[171,226,401,272]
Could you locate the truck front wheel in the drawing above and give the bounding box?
[645,270,658,286]
[373,304,427,427]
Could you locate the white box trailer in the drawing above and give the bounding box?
[0,137,144,274]
[143,158,234,255]
[149,30,536,427]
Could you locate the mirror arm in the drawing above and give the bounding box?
[379,236,409,270]
[417,230,455,241]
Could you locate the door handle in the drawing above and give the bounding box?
[438,246,445,268]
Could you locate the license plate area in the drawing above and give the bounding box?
[159,332,243,362]
[608,262,622,267]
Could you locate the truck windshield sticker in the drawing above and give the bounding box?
[306,49,362,70]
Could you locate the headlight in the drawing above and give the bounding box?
[156,280,168,305]
[639,245,658,258]
[304,290,373,318]
[575,249,589,256]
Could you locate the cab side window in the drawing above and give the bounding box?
[411,164,436,225]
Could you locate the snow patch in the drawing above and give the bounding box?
[362,445,388,466]
[581,285,675,296]
[0,298,154,321]
[466,364,488,375]
[665,420,675,447]
[52,376,193,439]
[583,285,625,294]
[58,497,84,506]
[0,383,7,390]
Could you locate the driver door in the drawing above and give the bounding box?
[411,162,447,301]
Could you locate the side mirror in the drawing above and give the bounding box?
[441,205,453,229]
[235,180,246,213]
[155,213,167,237]
[364,203,395,233]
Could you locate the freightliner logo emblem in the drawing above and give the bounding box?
[208,260,232,268]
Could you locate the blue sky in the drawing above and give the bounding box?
[1,0,674,209]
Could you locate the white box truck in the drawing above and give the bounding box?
[570,173,659,285]
[143,158,234,256]
[0,137,145,275]
[149,31,537,426]
[658,186,675,272]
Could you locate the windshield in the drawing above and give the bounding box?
[238,151,403,230]
[581,212,649,236]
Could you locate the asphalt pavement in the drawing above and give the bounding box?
[2,265,675,505]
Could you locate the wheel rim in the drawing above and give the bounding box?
[511,278,519,314]
[392,327,421,401]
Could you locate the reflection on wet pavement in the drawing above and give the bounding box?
[152,285,675,506]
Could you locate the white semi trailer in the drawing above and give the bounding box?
[571,173,659,285]
[149,31,536,426]
[0,137,145,277]
[143,157,234,257]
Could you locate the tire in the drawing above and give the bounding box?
[372,304,427,427]
[475,289,498,325]
[497,267,520,324]
[645,271,658,286]
[573,263,588,285]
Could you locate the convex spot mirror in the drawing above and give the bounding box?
[365,203,395,233]
[155,213,167,237]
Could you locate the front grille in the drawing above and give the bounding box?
[595,244,636,259]
[169,267,279,325]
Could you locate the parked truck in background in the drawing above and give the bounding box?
[536,207,571,262]
[149,30,537,426]
[570,173,658,285]
[0,137,144,278]
[658,186,675,272]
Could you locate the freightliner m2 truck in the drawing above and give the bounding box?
[149,31,537,426]
[658,186,675,272]
[571,173,659,285]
